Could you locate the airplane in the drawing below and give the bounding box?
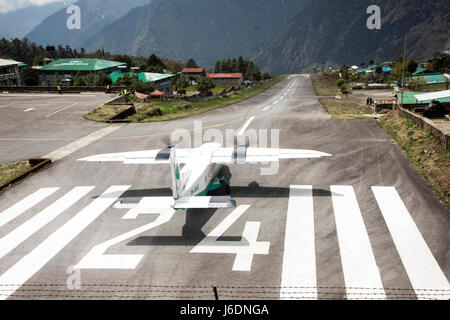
[78,142,332,210]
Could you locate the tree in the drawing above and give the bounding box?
[144,54,166,73]
[426,52,450,73]
[132,78,155,94]
[22,67,39,86]
[175,75,189,95]
[196,77,215,95]
[96,73,112,86]
[74,76,87,86]
[186,58,199,68]
[407,60,418,74]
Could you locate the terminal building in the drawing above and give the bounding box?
[0,58,22,86]
[38,58,126,86]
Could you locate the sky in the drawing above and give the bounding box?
[0,0,73,13]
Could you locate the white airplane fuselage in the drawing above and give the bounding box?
[175,143,223,198]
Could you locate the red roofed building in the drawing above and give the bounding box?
[181,68,206,79]
[150,89,165,101]
[206,73,243,86]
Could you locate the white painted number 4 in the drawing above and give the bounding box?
[190,205,270,271]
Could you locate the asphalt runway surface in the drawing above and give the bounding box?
[0,76,448,300]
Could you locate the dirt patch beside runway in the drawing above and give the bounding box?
[319,97,374,119]
[310,74,341,96]
[0,161,30,185]
[378,111,450,209]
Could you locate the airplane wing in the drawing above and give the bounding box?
[78,148,195,164]
[211,147,332,163]
[78,147,331,164]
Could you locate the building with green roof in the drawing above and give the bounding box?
[109,72,176,94]
[396,91,450,106]
[39,58,126,86]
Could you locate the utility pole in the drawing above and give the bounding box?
[400,33,408,108]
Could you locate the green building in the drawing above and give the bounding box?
[109,72,176,94]
[38,58,126,86]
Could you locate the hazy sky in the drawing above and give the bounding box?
[0,0,73,13]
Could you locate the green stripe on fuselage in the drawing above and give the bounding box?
[194,165,223,197]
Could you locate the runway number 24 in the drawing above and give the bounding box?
[75,205,270,272]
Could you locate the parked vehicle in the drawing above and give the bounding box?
[423,100,450,118]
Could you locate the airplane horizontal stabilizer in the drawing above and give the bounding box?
[112,196,236,210]
[175,196,236,209]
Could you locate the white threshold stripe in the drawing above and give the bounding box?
[0,185,130,300]
[330,186,386,300]
[280,186,317,300]
[372,187,450,300]
[238,117,255,136]
[0,187,94,260]
[0,188,59,228]
[44,124,125,161]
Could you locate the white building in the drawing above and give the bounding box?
[0,58,21,86]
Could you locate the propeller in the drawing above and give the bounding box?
[161,135,174,148]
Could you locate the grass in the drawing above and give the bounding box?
[319,97,374,119]
[378,111,450,209]
[84,104,131,122]
[85,76,288,123]
[0,161,31,186]
[310,73,341,96]
[311,73,374,119]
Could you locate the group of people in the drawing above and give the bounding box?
[366,97,375,106]
[119,88,135,96]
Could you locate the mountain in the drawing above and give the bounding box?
[0,2,76,40]
[25,0,151,48]
[83,0,310,67]
[254,0,450,74]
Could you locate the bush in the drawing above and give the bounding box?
[74,76,87,86]
[340,85,350,94]
[174,103,192,111]
[336,79,346,87]
[143,107,162,117]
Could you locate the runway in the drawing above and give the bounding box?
[0,76,448,300]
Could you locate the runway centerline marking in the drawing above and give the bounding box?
[331,186,386,300]
[372,186,450,300]
[45,102,77,117]
[0,187,94,260]
[0,185,130,300]
[43,124,125,161]
[0,103,14,110]
[238,117,255,136]
[280,186,317,300]
[0,188,59,228]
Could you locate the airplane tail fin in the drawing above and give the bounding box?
[170,147,183,200]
